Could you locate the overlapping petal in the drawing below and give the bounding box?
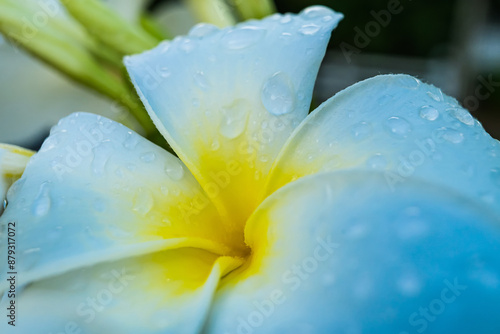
[0,112,242,292]
[0,248,243,333]
[0,144,33,208]
[206,171,500,333]
[266,75,500,214]
[126,6,343,231]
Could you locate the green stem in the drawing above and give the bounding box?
[60,0,160,55]
[232,0,276,20]
[185,0,237,27]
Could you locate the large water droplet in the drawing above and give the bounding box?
[450,108,474,126]
[439,128,464,144]
[350,121,372,141]
[165,160,184,180]
[221,27,266,50]
[219,99,250,139]
[261,72,295,116]
[189,23,219,38]
[427,90,442,102]
[302,6,334,20]
[385,117,412,137]
[32,182,51,216]
[133,188,154,216]
[299,23,321,35]
[419,106,439,121]
[280,14,292,24]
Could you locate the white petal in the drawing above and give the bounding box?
[126,6,343,228]
[0,144,33,211]
[0,112,239,292]
[206,171,500,333]
[0,248,243,333]
[266,74,500,214]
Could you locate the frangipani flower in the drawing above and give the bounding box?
[1,5,500,334]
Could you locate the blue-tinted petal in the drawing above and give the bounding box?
[207,171,500,333]
[266,74,500,214]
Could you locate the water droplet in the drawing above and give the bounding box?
[160,41,171,53]
[259,155,269,162]
[302,6,334,20]
[39,136,58,152]
[221,27,266,50]
[91,146,109,176]
[350,122,372,141]
[378,94,393,106]
[254,171,261,180]
[133,188,154,216]
[385,117,412,137]
[397,76,421,90]
[123,132,139,150]
[115,168,124,178]
[438,128,464,144]
[189,23,218,38]
[24,247,41,255]
[192,98,200,108]
[140,152,156,163]
[491,168,500,187]
[450,108,474,126]
[46,226,62,241]
[261,72,295,116]
[194,71,210,90]
[179,38,195,53]
[320,155,342,171]
[93,199,106,212]
[159,67,171,78]
[299,23,320,35]
[165,160,184,180]
[32,182,51,216]
[427,90,442,102]
[160,186,169,196]
[419,106,439,121]
[280,14,292,24]
[366,154,387,169]
[396,274,422,297]
[210,139,220,151]
[127,163,137,171]
[219,99,250,139]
